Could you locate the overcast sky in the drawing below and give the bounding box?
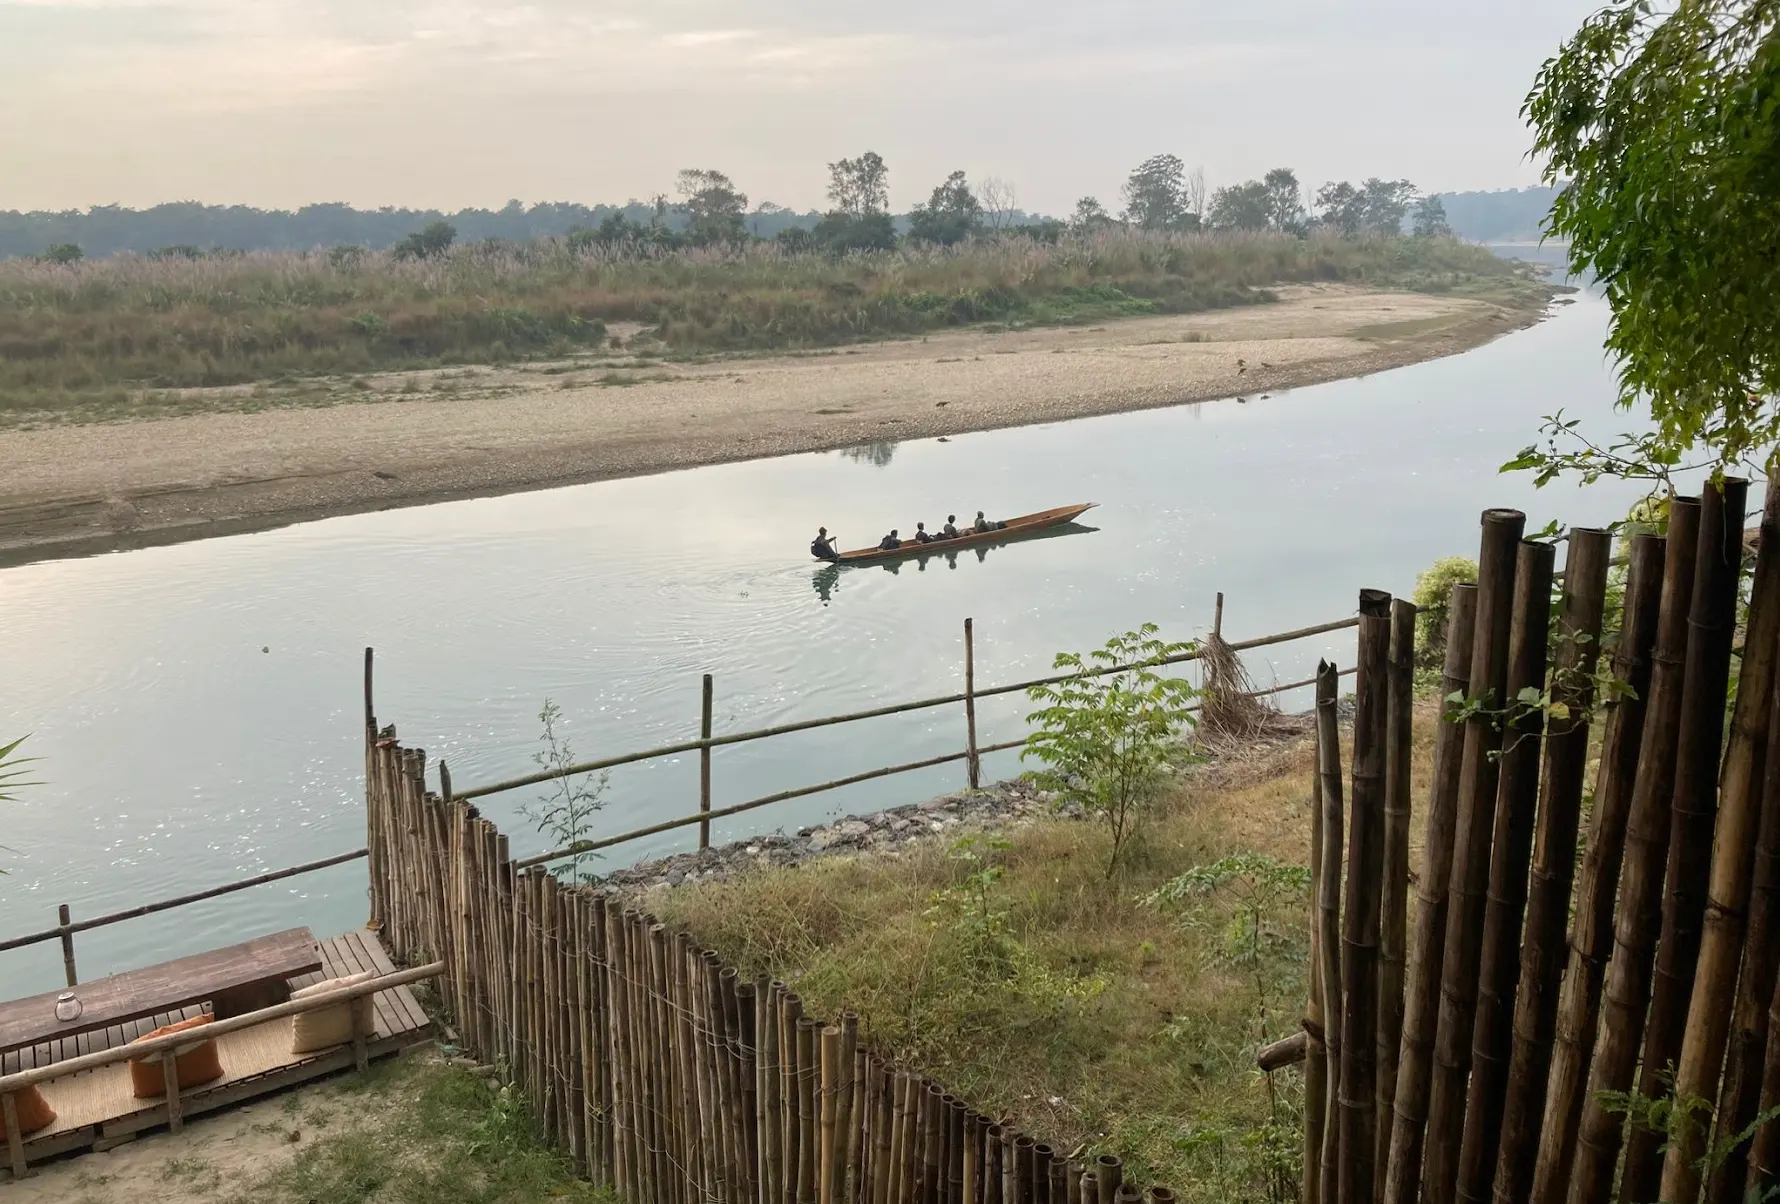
[2,0,1595,214]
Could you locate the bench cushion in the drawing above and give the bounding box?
[1,1085,55,1138]
[128,1013,225,1098]
[289,971,376,1054]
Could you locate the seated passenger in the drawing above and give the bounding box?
[914,522,934,544]
[942,515,960,538]
[973,510,992,533]
[879,529,902,550]
[810,527,839,561]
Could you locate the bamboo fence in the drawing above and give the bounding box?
[367,718,1178,1204]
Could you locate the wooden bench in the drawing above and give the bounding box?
[0,928,321,1061]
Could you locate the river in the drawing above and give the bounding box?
[0,271,1671,992]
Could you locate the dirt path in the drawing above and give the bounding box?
[0,284,1546,568]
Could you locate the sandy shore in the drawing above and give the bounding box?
[0,284,1547,568]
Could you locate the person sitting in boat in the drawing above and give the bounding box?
[914,522,934,544]
[810,527,838,561]
[942,515,960,538]
[973,511,992,534]
[879,529,902,551]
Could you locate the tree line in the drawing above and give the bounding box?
[8,153,1479,263]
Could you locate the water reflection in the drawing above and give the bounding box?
[811,563,841,605]
[840,441,900,468]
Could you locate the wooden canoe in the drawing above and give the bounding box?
[824,503,1098,565]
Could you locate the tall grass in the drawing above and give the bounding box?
[0,231,1536,418]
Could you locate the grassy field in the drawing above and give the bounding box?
[654,715,1442,1204]
[0,232,1542,420]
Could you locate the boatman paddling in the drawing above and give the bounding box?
[810,527,839,561]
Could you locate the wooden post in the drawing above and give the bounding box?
[161,1051,183,1134]
[1570,495,1703,1204]
[57,905,76,987]
[364,646,375,730]
[1528,533,1664,1203]
[964,620,980,791]
[701,674,715,850]
[1338,589,1392,1204]
[1314,660,1345,1204]
[4,1091,25,1179]
[1214,592,1225,641]
[1456,539,1556,1203]
[1305,753,1328,1204]
[1421,508,1526,1202]
[1492,528,1612,1204]
[1622,478,1749,1204]
[1377,596,1415,1188]
[1663,477,1780,1204]
[1382,584,1477,1204]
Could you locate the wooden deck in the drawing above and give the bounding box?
[1,929,431,1175]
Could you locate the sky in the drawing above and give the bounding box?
[2,0,1597,215]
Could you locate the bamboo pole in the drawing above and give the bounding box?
[1315,659,1346,1204]
[798,1019,819,1204]
[701,674,715,850]
[822,1026,842,1204]
[1623,478,1749,1204]
[56,904,75,986]
[841,1015,860,1204]
[1338,589,1393,1204]
[1305,749,1329,1204]
[1490,528,1612,1204]
[1093,1154,1121,1204]
[1456,539,1557,1204]
[1377,595,1416,1188]
[871,1063,894,1204]
[1527,532,1665,1203]
[1710,673,1780,1204]
[965,619,981,790]
[1663,477,1780,1204]
[1420,509,1526,1201]
[1382,582,1479,1204]
[1748,873,1780,1190]
[1570,494,1703,1204]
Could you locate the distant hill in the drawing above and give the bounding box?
[1433,186,1563,244]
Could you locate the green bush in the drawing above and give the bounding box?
[1413,555,1480,673]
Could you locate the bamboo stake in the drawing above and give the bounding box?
[965,619,980,790]
[1490,528,1612,1204]
[822,1027,842,1204]
[1315,659,1347,1204]
[1570,494,1703,1204]
[701,674,715,850]
[955,1104,972,1204]
[1094,1154,1121,1204]
[1664,477,1780,1204]
[798,1019,819,1204]
[1338,589,1393,1204]
[1623,478,1749,1204]
[1456,539,1557,1204]
[1377,595,1416,1189]
[1421,508,1526,1201]
[1527,532,1664,1203]
[840,1015,860,1204]
[1382,582,1479,1204]
[1710,672,1780,1204]
[1306,746,1329,1204]
[1748,865,1780,1190]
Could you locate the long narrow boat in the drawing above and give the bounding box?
[824,503,1097,565]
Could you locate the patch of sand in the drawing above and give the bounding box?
[0,284,1547,568]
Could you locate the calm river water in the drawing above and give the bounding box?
[1,274,1676,991]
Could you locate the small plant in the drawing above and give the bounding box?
[522,700,609,883]
[1412,555,1479,675]
[924,835,1013,972]
[1023,624,1201,877]
[1148,852,1311,1045]
[41,243,83,265]
[0,735,39,874]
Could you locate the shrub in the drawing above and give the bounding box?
[1413,555,1480,673]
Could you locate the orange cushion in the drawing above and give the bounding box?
[1,1085,56,1138]
[128,1013,225,1099]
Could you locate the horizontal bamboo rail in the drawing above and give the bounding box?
[0,848,369,957]
[454,615,1361,803]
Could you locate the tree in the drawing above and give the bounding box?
[1122,154,1189,229]
[41,243,82,264]
[1262,168,1307,234]
[1208,181,1274,231]
[1315,178,1418,235]
[1314,181,1366,235]
[979,176,1019,231]
[1022,624,1201,877]
[675,168,747,245]
[1412,195,1452,238]
[1185,167,1209,225]
[1522,0,1780,473]
[392,220,456,260]
[907,171,983,246]
[1070,197,1115,233]
[826,152,890,218]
